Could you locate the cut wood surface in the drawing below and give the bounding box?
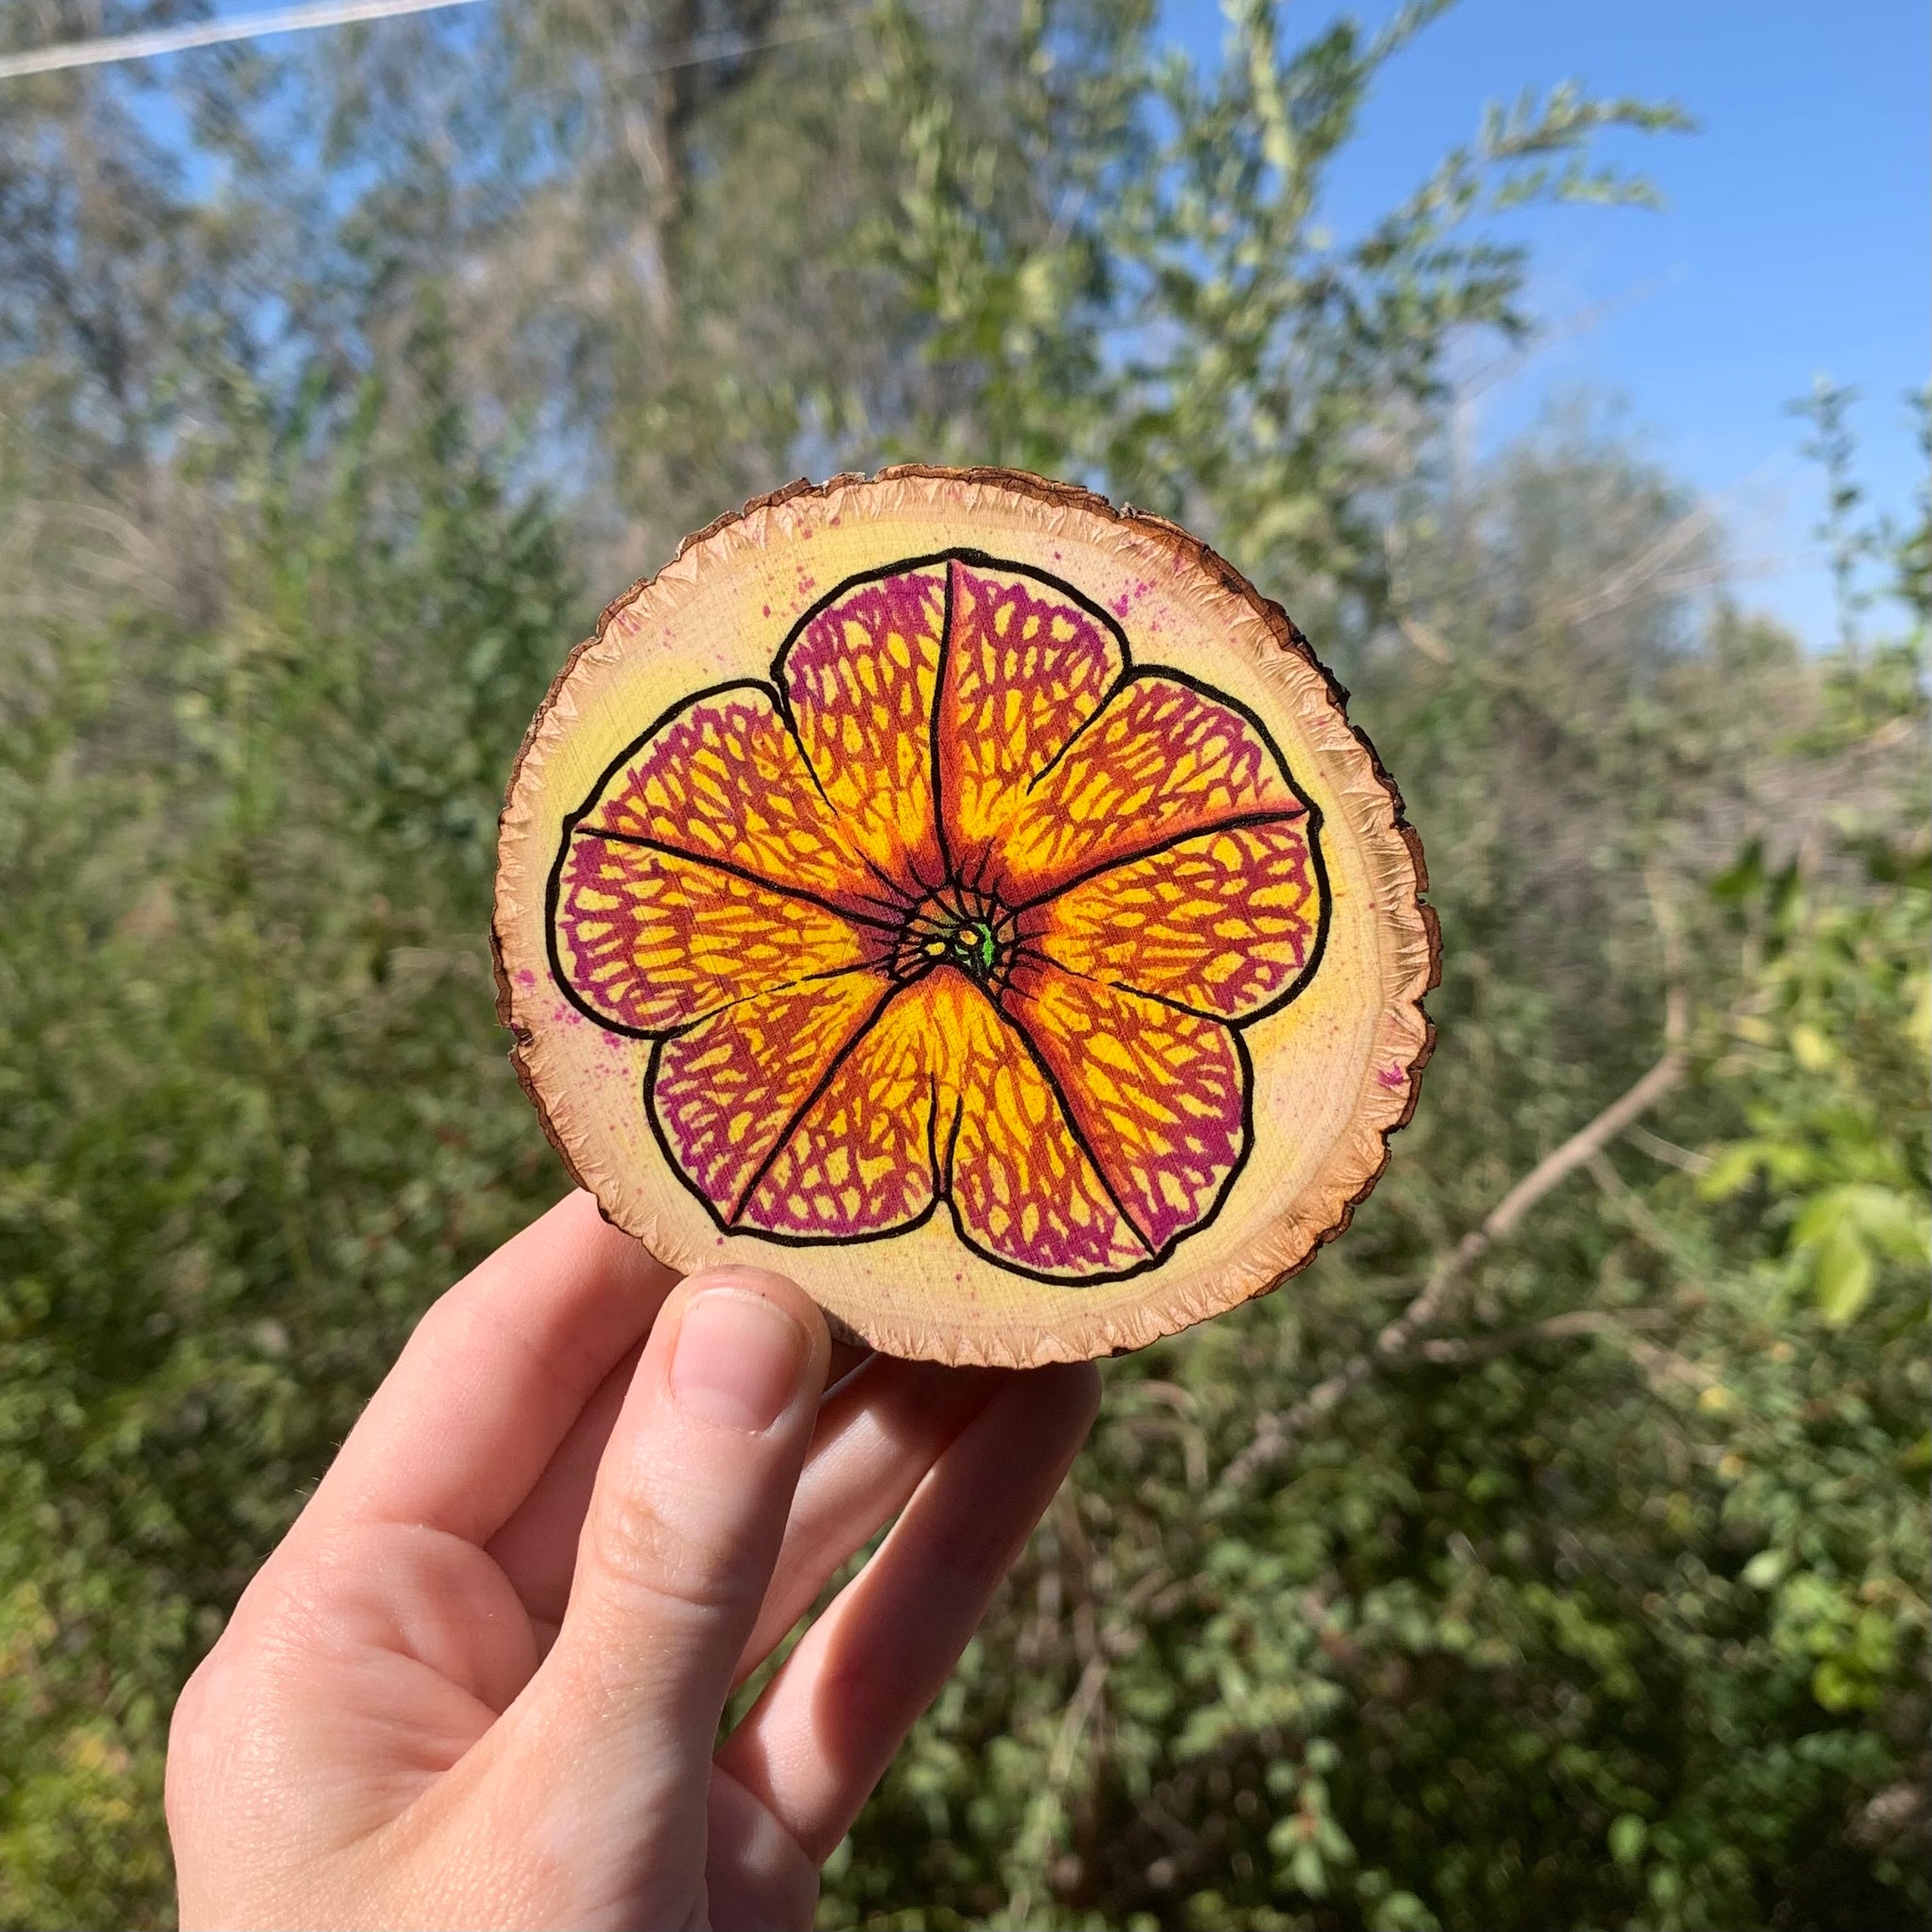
[492,468,1439,1365]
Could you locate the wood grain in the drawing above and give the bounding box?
[492,468,1439,1364]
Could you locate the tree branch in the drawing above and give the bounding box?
[1623,1122,1711,1174]
[1415,1306,1669,1366]
[1217,1039,1687,1494]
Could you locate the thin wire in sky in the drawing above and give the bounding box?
[0,0,481,82]
[0,0,912,85]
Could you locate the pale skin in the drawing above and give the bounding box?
[164,1191,1101,1930]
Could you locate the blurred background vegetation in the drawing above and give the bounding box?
[0,2,1924,1926]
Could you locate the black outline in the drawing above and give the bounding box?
[543,676,908,1041]
[549,548,1336,1288]
[718,977,903,1222]
[930,559,957,880]
[1008,803,1305,909]
[985,967,1260,1285]
[642,974,946,1254]
[1011,815,1331,1036]
[774,555,955,896]
[995,998,1158,1257]
[576,826,905,930]
[999,661,1331,1032]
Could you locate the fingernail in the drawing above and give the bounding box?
[671,1285,808,1433]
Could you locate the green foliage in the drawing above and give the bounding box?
[866,0,1690,629]
[1704,837,1931,1327]
[0,6,1924,1929]
[812,417,1930,1932]
[0,338,577,1927]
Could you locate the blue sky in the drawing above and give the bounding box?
[1162,0,1930,644]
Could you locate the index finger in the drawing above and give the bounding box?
[306,1191,677,1545]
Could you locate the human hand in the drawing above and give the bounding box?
[165,1191,1100,1929]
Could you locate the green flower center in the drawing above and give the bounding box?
[894,890,1020,990]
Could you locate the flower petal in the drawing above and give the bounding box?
[1024,819,1323,1022]
[934,971,1153,1277]
[1003,959,1247,1257]
[555,837,884,1034]
[575,682,894,921]
[650,969,899,1222]
[986,672,1307,906]
[735,983,940,1242]
[936,558,1124,883]
[778,565,948,896]
[738,968,1148,1277]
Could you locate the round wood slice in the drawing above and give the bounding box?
[492,468,1439,1365]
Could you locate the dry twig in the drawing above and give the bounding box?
[1218,985,1689,1493]
[1416,1306,1670,1365]
[1624,1123,1712,1175]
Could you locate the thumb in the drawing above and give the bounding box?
[503,1266,828,1907]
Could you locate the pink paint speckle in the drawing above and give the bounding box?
[1377,1063,1407,1091]
[615,608,641,636]
[762,603,772,618]
[517,968,536,986]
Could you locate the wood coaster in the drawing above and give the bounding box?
[492,469,1438,1365]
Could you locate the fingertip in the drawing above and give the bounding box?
[664,1268,831,1433]
[559,1185,611,1224]
[557,1187,676,1276]
[675,1267,831,1354]
[1019,1357,1104,1440]
[1065,1355,1105,1414]
[676,1263,829,1331]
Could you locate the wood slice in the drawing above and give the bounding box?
[492,468,1439,1365]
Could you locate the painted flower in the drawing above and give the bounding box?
[549,552,1328,1283]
